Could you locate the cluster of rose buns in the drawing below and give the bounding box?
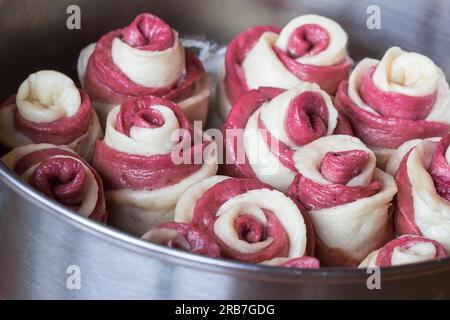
[1,13,450,269]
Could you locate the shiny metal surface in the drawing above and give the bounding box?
[1,0,450,299]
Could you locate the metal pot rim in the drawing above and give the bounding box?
[2,163,450,282]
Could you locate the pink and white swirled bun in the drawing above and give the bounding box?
[153,175,317,266]
[222,84,352,192]
[336,47,450,167]
[218,14,352,118]
[1,144,107,223]
[386,134,450,252]
[92,96,217,236]
[287,135,397,266]
[359,235,447,268]
[78,13,211,124]
[142,222,221,258]
[0,70,102,161]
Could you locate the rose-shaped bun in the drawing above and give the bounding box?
[168,175,315,265]
[222,83,352,192]
[386,134,450,252]
[143,219,319,268]
[142,222,221,258]
[287,135,397,266]
[1,144,107,222]
[336,47,450,167]
[218,14,353,118]
[359,235,447,268]
[92,96,217,236]
[0,70,103,161]
[78,13,211,124]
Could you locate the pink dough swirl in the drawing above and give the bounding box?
[0,70,103,161]
[1,144,107,223]
[287,135,397,267]
[78,13,210,123]
[218,14,352,118]
[154,176,316,265]
[386,134,450,252]
[359,235,447,268]
[92,97,217,236]
[335,47,450,167]
[222,84,352,192]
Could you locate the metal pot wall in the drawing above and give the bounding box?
[1,0,450,299]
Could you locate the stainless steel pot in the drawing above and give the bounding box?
[1,0,450,299]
